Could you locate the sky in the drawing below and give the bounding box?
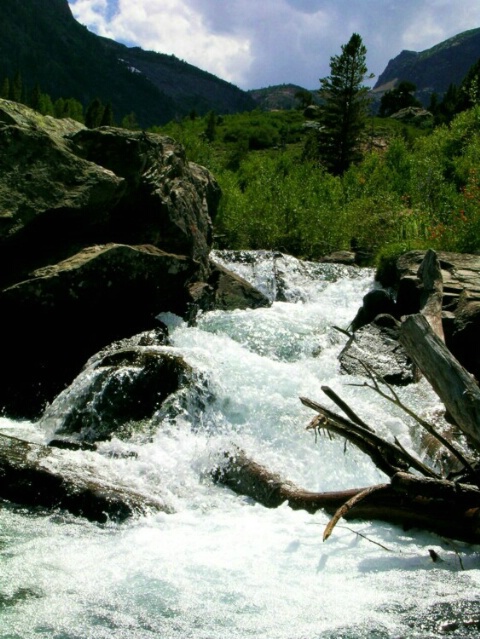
[67,0,480,90]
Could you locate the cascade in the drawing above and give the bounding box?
[0,251,479,639]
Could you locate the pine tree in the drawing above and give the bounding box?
[379,81,421,117]
[204,110,217,142]
[10,71,23,103]
[317,33,373,175]
[1,77,10,99]
[120,112,140,130]
[85,98,105,128]
[100,102,115,126]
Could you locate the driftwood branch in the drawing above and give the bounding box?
[320,385,374,432]
[323,483,390,541]
[353,359,474,474]
[300,396,437,478]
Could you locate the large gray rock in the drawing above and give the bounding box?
[392,250,480,380]
[0,100,266,419]
[339,314,418,385]
[0,243,197,418]
[0,99,219,287]
[42,340,196,443]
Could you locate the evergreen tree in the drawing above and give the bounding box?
[1,77,10,99]
[39,93,55,116]
[85,98,105,128]
[317,33,373,175]
[10,71,23,103]
[64,98,84,123]
[120,111,140,130]
[29,83,42,111]
[378,81,421,117]
[204,110,217,142]
[100,102,115,126]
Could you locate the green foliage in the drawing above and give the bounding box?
[85,98,105,128]
[379,81,422,117]
[121,112,140,131]
[151,103,480,262]
[204,110,217,142]
[317,33,373,175]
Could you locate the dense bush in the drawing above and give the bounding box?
[154,105,480,262]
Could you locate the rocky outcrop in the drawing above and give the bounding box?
[393,251,480,380]
[339,314,418,385]
[0,99,267,419]
[348,250,480,384]
[41,333,197,443]
[390,107,433,126]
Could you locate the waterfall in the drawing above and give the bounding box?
[1,251,479,639]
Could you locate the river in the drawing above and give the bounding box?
[1,250,479,638]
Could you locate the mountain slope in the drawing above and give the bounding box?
[0,0,255,126]
[373,28,480,103]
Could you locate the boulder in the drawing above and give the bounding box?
[0,100,220,287]
[390,107,433,126]
[0,100,267,420]
[349,288,397,332]
[339,314,418,385]
[0,244,196,418]
[41,338,195,443]
[391,250,480,380]
[203,261,271,311]
[319,250,356,266]
[0,433,169,522]
[69,126,220,278]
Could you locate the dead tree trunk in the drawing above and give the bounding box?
[212,448,480,543]
[417,247,445,341]
[0,433,168,522]
[399,313,480,451]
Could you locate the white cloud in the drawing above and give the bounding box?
[68,0,480,90]
[70,0,253,85]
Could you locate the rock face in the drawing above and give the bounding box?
[381,251,480,380]
[393,251,480,381]
[339,314,418,386]
[346,250,480,385]
[0,99,268,419]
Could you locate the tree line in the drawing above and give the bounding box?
[0,71,140,129]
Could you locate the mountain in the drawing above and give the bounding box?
[0,0,255,126]
[373,28,480,104]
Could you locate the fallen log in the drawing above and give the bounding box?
[399,313,480,451]
[0,433,169,522]
[212,448,480,543]
[417,248,445,341]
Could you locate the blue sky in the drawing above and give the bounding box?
[68,0,480,90]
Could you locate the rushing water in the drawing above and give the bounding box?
[1,251,479,639]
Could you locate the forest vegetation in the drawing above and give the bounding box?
[3,33,480,269]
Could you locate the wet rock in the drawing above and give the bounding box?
[383,250,480,380]
[0,244,196,419]
[0,433,169,522]
[41,337,197,443]
[319,250,356,266]
[349,288,397,331]
[203,261,271,311]
[339,315,418,385]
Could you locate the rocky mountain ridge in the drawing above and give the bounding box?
[372,27,480,104]
[0,0,255,126]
